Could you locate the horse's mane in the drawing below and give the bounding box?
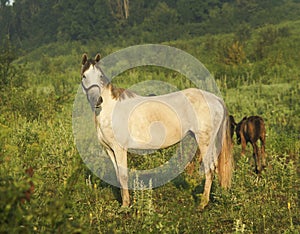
[108,83,136,100]
[81,58,97,75]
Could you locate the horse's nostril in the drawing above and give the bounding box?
[95,96,103,108]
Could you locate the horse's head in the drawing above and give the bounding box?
[235,116,247,145]
[81,53,106,111]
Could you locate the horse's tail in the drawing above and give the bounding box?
[217,112,233,189]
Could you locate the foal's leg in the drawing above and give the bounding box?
[240,134,247,156]
[260,135,266,168]
[114,148,130,207]
[252,142,261,173]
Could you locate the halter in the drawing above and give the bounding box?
[81,81,102,94]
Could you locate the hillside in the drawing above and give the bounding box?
[1,0,300,51]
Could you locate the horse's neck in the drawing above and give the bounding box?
[100,85,117,108]
[99,72,110,86]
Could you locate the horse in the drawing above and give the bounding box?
[80,53,233,209]
[231,115,266,173]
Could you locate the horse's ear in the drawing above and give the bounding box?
[82,53,88,65]
[95,53,101,62]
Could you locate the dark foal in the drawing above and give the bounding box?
[231,116,266,173]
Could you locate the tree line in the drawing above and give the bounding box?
[1,0,299,51]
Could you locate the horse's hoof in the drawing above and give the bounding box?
[118,205,131,213]
[198,197,209,211]
[121,202,130,208]
[197,205,205,211]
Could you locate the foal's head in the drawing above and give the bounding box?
[235,116,247,145]
[229,115,236,140]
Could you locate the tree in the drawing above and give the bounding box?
[0,0,8,8]
[0,1,13,40]
[223,41,246,65]
[108,0,129,20]
[142,2,179,41]
[0,37,24,90]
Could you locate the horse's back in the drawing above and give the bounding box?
[245,116,266,142]
[180,88,225,119]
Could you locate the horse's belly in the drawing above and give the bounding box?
[114,101,186,149]
[128,119,183,149]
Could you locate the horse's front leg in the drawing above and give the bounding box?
[106,149,118,176]
[114,147,130,207]
[199,170,213,210]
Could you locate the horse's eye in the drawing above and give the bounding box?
[82,75,86,79]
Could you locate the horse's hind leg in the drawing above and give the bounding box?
[196,133,213,210]
[199,170,213,210]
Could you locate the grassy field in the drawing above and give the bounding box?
[0,21,299,233]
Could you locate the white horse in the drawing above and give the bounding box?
[80,53,233,209]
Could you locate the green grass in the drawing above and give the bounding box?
[1,79,298,233]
